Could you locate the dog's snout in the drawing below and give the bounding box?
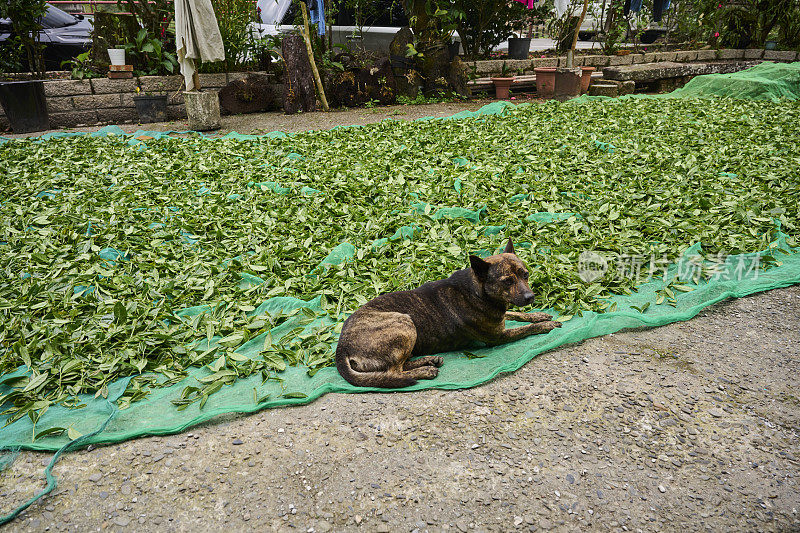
[523,292,535,305]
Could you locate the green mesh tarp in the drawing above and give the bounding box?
[569,61,800,104]
[1,62,799,524]
[670,61,800,101]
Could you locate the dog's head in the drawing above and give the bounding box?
[469,239,535,308]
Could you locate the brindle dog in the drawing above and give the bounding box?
[335,239,562,388]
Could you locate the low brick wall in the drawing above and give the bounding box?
[467,48,799,76]
[0,71,274,130]
[1,48,798,131]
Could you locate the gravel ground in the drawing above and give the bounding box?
[2,285,799,532]
[2,103,799,532]
[2,99,513,139]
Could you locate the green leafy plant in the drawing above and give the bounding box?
[61,52,103,80]
[453,0,530,58]
[123,28,178,76]
[0,36,27,75]
[396,90,465,104]
[498,60,514,78]
[199,0,257,73]
[0,0,48,77]
[115,0,174,41]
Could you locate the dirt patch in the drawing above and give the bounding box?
[2,286,799,532]
[3,98,530,139]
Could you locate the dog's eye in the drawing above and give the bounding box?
[520,271,529,280]
[503,277,514,285]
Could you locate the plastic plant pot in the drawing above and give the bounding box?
[507,37,531,60]
[0,80,49,133]
[133,94,168,123]
[107,48,126,66]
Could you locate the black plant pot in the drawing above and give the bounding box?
[448,41,461,60]
[508,37,532,60]
[0,80,49,134]
[133,94,168,124]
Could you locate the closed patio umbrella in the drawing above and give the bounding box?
[175,0,225,91]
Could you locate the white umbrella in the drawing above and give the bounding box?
[175,0,225,91]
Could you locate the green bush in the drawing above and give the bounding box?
[0,0,48,77]
[200,0,258,73]
[452,0,531,58]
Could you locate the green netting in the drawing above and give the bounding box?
[1,62,799,524]
[670,61,800,101]
[569,61,800,104]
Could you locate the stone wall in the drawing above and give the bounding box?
[466,49,799,76]
[1,48,798,131]
[0,71,273,130]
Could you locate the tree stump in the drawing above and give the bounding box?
[359,58,397,105]
[419,41,451,96]
[447,56,471,97]
[282,34,316,115]
[218,74,277,115]
[389,27,420,98]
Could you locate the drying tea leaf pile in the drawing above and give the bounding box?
[0,97,798,428]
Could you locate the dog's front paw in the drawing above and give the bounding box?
[417,366,440,380]
[527,312,553,323]
[539,320,563,332]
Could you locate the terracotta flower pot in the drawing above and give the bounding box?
[491,77,515,100]
[534,67,556,98]
[580,66,595,94]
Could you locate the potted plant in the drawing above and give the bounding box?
[580,66,594,93]
[508,32,531,60]
[108,47,126,66]
[0,0,50,133]
[133,84,168,123]
[491,61,515,100]
[534,66,557,98]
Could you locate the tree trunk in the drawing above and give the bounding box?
[282,34,316,115]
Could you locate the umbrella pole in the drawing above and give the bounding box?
[300,1,330,111]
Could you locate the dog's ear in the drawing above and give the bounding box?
[469,255,490,281]
[504,238,515,255]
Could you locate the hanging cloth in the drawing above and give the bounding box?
[554,0,569,18]
[175,0,225,91]
[309,0,326,35]
[624,0,643,15]
[653,0,668,22]
[257,0,292,24]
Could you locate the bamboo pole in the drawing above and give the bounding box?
[300,1,329,112]
[568,0,591,67]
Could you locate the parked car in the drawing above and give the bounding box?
[0,4,93,70]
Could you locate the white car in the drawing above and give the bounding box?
[252,0,403,51]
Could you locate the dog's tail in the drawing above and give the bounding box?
[335,349,417,389]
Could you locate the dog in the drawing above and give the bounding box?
[335,239,562,388]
